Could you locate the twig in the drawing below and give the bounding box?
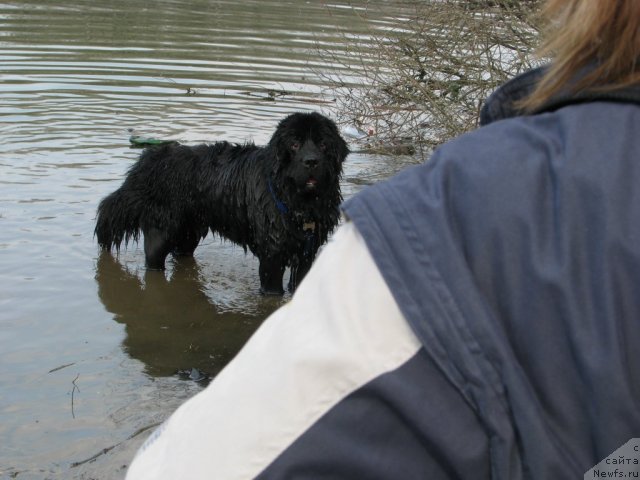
[71,446,116,467]
[71,374,80,419]
[48,362,75,374]
[70,422,162,468]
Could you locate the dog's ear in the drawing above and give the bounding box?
[334,133,350,163]
[268,117,291,164]
[323,118,349,163]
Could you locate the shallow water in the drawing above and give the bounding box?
[0,1,417,477]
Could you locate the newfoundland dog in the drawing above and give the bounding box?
[95,112,349,295]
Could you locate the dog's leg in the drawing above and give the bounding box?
[288,228,320,292]
[143,227,172,270]
[258,256,285,295]
[173,229,201,257]
[288,255,313,293]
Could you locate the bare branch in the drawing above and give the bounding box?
[318,0,543,157]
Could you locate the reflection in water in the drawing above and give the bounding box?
[96,252,267,378]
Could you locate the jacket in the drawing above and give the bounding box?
[342,67,640,478]
[126,68,640,479]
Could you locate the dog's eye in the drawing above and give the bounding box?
[290,142,300,151]
[319,141,327,151]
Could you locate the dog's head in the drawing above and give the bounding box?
[268,112,349,196]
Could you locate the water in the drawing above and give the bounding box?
[0,1,417,477]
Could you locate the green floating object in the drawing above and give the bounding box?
[129,135,176,147]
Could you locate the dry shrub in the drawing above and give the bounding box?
[321,0,543,156]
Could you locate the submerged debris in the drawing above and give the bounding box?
[129,136,178,148]
[176,367,210,385]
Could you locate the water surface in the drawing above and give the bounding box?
[0,1,416,477]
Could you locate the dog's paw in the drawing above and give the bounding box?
[259,286,285,296]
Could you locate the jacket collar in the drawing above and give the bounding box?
[480,64,640,126]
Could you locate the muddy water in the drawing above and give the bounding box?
[0,1,417,478]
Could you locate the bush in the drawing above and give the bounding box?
[322,0,543,156]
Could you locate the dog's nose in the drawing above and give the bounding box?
[303,157,319,169]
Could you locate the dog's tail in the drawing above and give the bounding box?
[94,187,143,251]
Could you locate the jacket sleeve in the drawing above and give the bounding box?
[125,221,456,480]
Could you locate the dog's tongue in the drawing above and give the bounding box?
[306,177,318,188]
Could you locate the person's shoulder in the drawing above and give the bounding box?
[438,113,556,167]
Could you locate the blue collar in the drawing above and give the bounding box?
[268,178,289,215]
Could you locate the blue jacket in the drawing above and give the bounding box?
[126,69,640,480]
[342,68,640,478]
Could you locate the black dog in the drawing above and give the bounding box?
[95,112,349,294]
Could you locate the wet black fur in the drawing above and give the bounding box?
[94,112,349,294]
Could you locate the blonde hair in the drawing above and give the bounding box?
[521,0,640,112]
